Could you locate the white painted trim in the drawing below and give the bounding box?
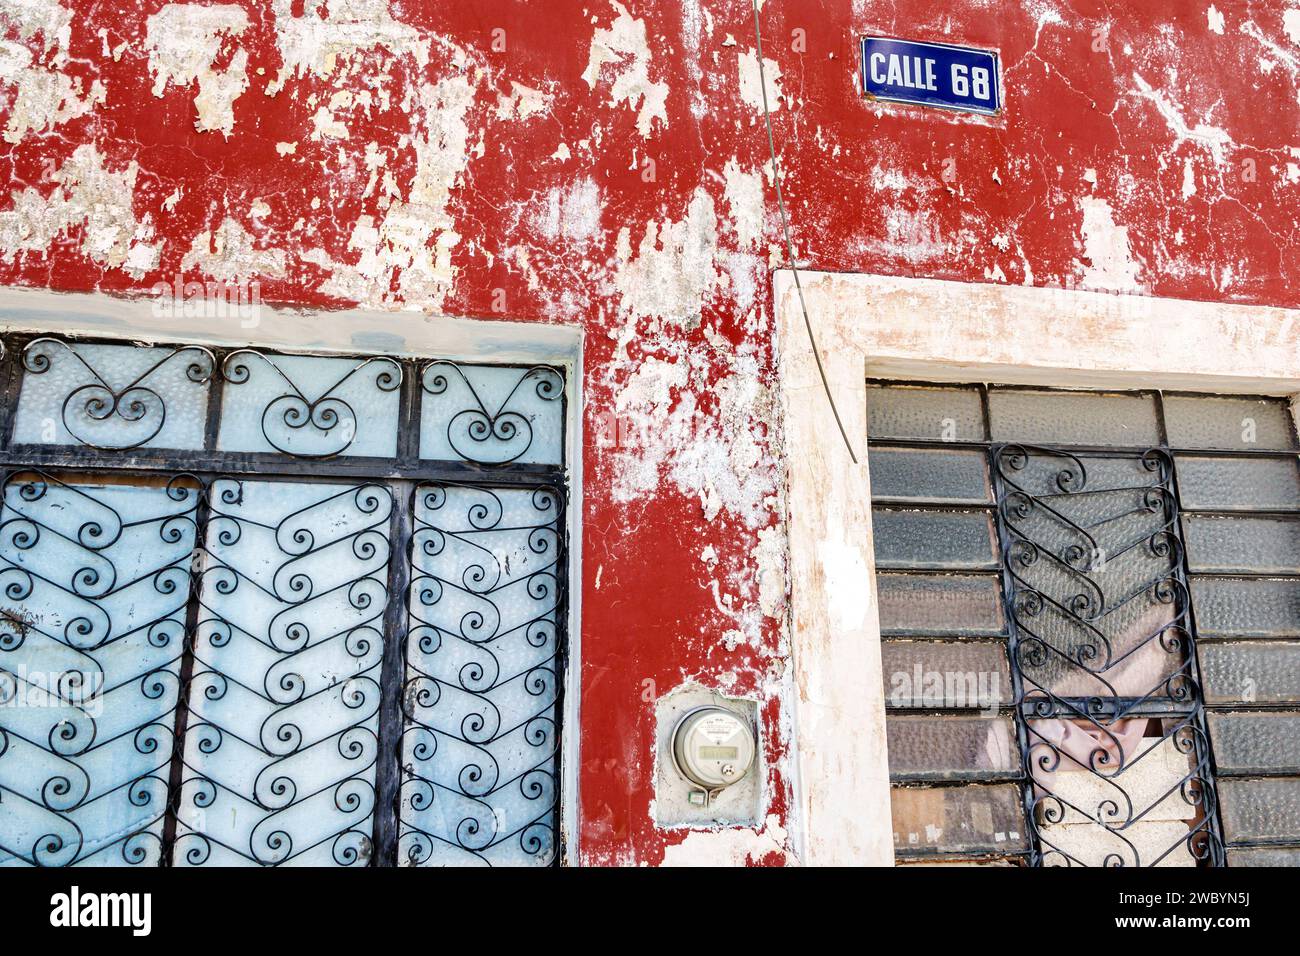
[774,270,1300,866]
[0,286,586,865]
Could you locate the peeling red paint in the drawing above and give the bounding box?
[1,0,1298,865]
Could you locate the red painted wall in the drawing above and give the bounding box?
[1,0,1296,864]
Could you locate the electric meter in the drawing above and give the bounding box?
[670,706,756,805]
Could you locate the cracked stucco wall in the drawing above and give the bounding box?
[0,0,1298,865]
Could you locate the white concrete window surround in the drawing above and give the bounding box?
[774,270,1300,866]
[0,286,585,863]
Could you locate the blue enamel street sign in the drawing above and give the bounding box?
[860,36,1001,115]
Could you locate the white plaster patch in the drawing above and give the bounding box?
[1207,5,1225,34]
[660,814,790,866]
[612,187,723,328]
[0,0,70,52]
[1286,9,1300,45]
[145,4,250,137]
[722,159,764,250]
[737,48,782,112]
[609,345,776,532]
[495,80,550,120]
[181,216,287,282]
[581,1,668,138]
[819,537,869,632]
[1181,157,1197,199]
[535,177,602,243]
[754,524,786,619]
[1130,72,1234,162]
[0,38,104,143]
[0,144,158,276]
[884,207,945,264]
[265,0,427,95]
[314,74,476,310]
[0,0,104,143]
[1077,195,1143,292]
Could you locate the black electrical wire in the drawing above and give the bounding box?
[751,0,860,464]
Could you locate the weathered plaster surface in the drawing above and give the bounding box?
[0,0,1297,866]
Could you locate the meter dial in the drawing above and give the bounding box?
[670,706,756,791]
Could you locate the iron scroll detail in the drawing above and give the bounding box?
[991,444,1223,867]
[22,339,216,451]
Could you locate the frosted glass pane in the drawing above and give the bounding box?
[881,640,1010,709]
[420,364,564,466]
[866,384,984,441]
[993,450,1187,700]
[400,484,562,866]
[886,716,1018,781]
[877,573,1004,636]
[868,447,990,502]
[1184,516,1300,573]
[989,389,1159,446]
[1164,395,1297,451]
[1207,713,1300,774]
[1176,455,1300,511]
[1228,846,1300,865]
[872,509,997,570]
[217,351,401,459]
[1201,642,1300,704]
[891,784,1028,855]
[1218,778,1300,843]
[173,479,392,866]
[13,340,212,451]
[0,473,197,866]
[1192,577,1300,637]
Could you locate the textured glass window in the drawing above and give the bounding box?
[867,447,990,503]
[866,384,984,442]
[1205,713,1300,775]
[890,784,1027,855]
[420,364,564,465]
[869,381,1300,867]
[1191,577,1300,637]
[173,481,391,866]
[218,352,402,459]
[1184,516,1300,574]
[876,573,1004,636]
[12,340,213,451]
[399,485,562,866]
[871,509,997,570]
[885,716,1018,781]
[1163,395,1297,451]
[1176,456,1300,511]
[1218,778,1300,843]
[988,389,1160,446]
[0,473,197,865]
[1201,642,1300,704]
[880,640,1009,709]
[0,335,569,868]
[1226,846,1300,866]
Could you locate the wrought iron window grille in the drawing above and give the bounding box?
[861,380,1283,867]
[990,443,1222,867]
[0,332,569,867]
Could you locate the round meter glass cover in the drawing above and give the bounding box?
[672,707,756,790]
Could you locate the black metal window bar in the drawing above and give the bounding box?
[991,443,1220,866]
[866,380,1300,866]
[0,333,569,867]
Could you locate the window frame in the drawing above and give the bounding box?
[0,295,583,867]
[865,378,1300,864]
[774,269,1300,866]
